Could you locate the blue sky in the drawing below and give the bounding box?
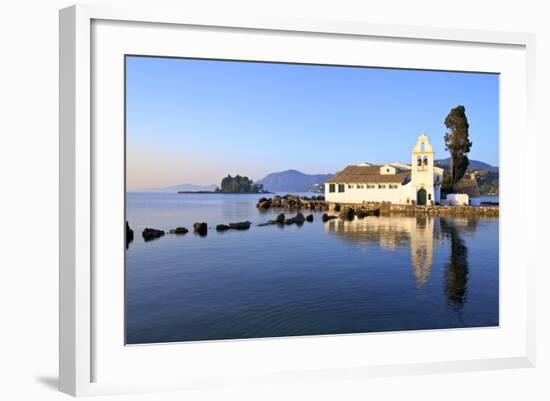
[126,56,499,190]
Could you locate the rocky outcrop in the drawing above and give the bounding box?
[306,214,314,222]
[341,207,355,220]
[193,222,208,236]
[169,227,189,234]
[142,228,165,241]
[217,221,251,231]
[126,221,134,248]
[256,195,328,211]
[229,221,251,230]
[284,213,306,225]
[274,213,285,224]
[126,221,134,241]
[258,213,286,226]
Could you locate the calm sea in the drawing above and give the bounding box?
[126,192,499,344]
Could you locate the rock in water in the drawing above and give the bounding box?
[295,213,305,224]
[169,227,189,234]
[322,213,338,222]
[126,221,134,248]
[216,224,230,231]
[257,200,271,209]
[193,222,208,236]
[284,213,306,225]
[229,221,251,230]
[142,228,165,241]
[306,214,314,222]
[341,207,355,220]
[126,221,134,241]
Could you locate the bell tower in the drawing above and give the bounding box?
[411,133,435,205]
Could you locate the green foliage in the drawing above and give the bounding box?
[215,174,264,193]
[444,105,473,187]
[441,175,453,196]
[471,169,499,195]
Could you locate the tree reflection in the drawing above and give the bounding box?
[439,218,470,307]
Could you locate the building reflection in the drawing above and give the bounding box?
[324,215,440,285]
[325,215,475,303]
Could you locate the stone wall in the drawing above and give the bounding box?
[329,202,499,217]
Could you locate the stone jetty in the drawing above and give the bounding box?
[329,202,499,217]
[256,195,328,211]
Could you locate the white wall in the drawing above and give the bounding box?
[447,193,470,206]
[1,1,548,401]
[325,183,413,204]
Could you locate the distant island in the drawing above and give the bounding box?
[178,174,269,194]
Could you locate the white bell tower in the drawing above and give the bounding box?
[411,133,435,205]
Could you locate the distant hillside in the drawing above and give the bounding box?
[434,158,499,196]
[142,183,218,192]
[257,169,334,192]
[434,158,499,173]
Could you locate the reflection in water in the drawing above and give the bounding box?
[439,218,471,307]
[126,193,499,343]
[324,215,441,285]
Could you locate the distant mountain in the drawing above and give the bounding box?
[256,169,334,192]
[141,183,218,192]
[434,157,499,173]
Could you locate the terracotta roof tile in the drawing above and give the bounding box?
[325,165,410,184]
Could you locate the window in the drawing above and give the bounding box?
[329,184,335,193]
[389,184,398,189]
[338,184,345,193]
[357,184,364,189]
[420,142,425,152]
[417,156,422,166]
[367,184,375,189]
[378,184,386,189]
[428,194,432,200]
[348,184,354,189]
[423,156,428,166]
[386,168,390,172]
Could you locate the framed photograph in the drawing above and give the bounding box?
[59,4,536,396]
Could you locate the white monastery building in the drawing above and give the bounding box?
[325,134,445,205]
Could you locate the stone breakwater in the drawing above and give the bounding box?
[330,202,499,217]
[255,196,498,217]
[256,195,329,211]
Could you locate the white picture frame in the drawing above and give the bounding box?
[59,3,536,397]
